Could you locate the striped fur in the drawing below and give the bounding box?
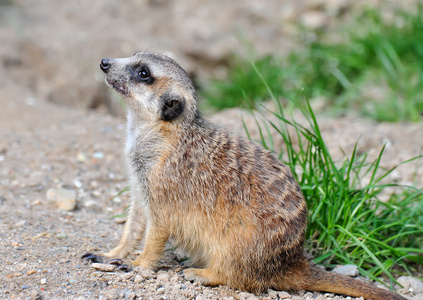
[98,52,405,300]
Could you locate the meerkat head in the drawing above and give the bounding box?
[100,52,198,123]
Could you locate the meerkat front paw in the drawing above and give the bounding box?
[81,253,132,272]
[131,254,159,271]
[183,268,221,286]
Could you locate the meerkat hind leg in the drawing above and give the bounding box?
[183,268,223,286]
[132,225,169,270]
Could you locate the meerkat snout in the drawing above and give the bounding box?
[100,58,112,73]
[98,52,199,123]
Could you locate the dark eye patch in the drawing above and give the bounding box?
[127,64,155,85]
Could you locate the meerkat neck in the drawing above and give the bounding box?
[125,110,167,174]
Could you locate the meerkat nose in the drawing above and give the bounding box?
[100,58,112,73]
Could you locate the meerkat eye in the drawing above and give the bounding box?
[138,68,151,80]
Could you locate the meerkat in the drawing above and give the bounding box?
[82,52,406,300]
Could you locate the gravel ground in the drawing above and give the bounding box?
[1,81,422,300]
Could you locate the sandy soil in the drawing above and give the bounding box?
[1,79,422,300]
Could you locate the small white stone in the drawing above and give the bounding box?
[238,292,258,300]
[15,220,26,227]
[56,233,67,240]
[300,11,327,29]
[90,181,99,189]
[73,179,82,188]
[40,278,47,285]
[91,263,116,272]
[134,274,144,284]
[267,289,291,299]
[277,291,291,299]
[93,151,104,159]
[156,272,171,281]
[76,152,87,162]
[46,188,77,211]
[119,273,133,281]
[114,217,127,224]
[397,276,423,293]
[332,264,359,277]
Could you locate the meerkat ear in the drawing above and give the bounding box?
[160,94,185,121]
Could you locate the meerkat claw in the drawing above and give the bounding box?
[116,264,132,272]
[81,252,104,263]
[81,253,131,272]
[109,258,124,266]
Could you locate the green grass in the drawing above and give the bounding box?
[200,4,423,122]
[246,61,423,285]
[201,55,287,110]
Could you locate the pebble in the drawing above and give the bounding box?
[5,272,23,279]
[140,269,156,280]
[332,264,359,277]
[119,273,134,281]
[76,152,87,162]
[268,289,291,299]
[91,263,116,272]
[30,290,42,300]
[27,270,37,275]
[73,179,82,188]
[134,274,144,284]
[46,188,77,211]
[238,292,259,300]
[56,232,67,240]
[15,220,27,227]
[275,291,290,299]
[156,272,171,281]
[32,200,41,206]
[102,289,118,300]
[114,216,127,224]
[90,180,99,189]
[84,199,98,207]
[40,278,47,284]
[93,151,104,159]
[300,11,327,29]
[397,276,423,294]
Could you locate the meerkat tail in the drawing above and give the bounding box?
[285,266,406,300]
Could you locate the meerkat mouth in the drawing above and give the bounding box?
[106,78,129,96]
